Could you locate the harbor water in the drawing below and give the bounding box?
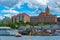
[0,26,60,40]
[0,36,60,40]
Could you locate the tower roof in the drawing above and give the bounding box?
[46,6,49,10]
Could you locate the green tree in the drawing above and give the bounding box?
[7,23,16,29]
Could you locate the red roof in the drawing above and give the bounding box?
[16,13,30,17]
[12,15,17,18]
[12,13,30,18]
[39,12,46,16]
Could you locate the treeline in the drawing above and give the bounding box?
[0,21,57,29]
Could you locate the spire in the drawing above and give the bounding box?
[45,5,50,16]
[46,5,49,10]
[47,5,48,9]
[45,5,50,13]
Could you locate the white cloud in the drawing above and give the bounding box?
[1,9,19,18]
[1,9,19,14]
[22,0,48,8]
[57,16,60,17]
[9,0,49,9]
[35,0,49,5]
[4,14,12,18]
[0,0,20,8]
[0,16,4,20]
[0,0,49,9]
[0,0,60,17]
[56,2,60,4]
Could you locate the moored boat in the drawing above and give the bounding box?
[15,34,22,37]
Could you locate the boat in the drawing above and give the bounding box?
[0,27,22,37]
[18,27,31,35]
[0,27,11,36]
[15,34,22,37]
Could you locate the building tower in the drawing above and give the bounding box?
[45,6,50,16]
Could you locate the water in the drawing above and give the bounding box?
[0,26,60,40]
[0,36,60,40]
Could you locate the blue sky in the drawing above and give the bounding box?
[0,0,60,20]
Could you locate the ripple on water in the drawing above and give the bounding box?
[0,36,60,40]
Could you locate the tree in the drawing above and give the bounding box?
[44,22,51,26]
[25,22,30,26]
[7,23,16,29]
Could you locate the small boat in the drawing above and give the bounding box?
[15,34,22,37]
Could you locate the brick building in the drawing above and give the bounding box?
[3,6,57,24]
[30,16,39,23]
[11,13,30,23]
[30,6,57,23]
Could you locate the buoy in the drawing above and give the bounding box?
[16,34,22,37]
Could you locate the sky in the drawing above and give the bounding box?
[0,0,60,20]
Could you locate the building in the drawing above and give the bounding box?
[30,16,39,23]
[3,17,11,24]
[3,6,57,24]
[30,6,57,23]
[57,17,60,22]
[11,13,30,23]
[57,17,60,25]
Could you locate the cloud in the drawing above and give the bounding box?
[0,0,59,10]
[1,9,19,18]
[1,9,19,14]
[57,16,60,17]
[4,14,12,18]
[0,16,4,20]
[0,0,60,17]
[0,0,20,8]
[35,0,49,5]
[56,2,60,4]
[14,0,48,15]
[15,0,49,8]
[0,0,48,9]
